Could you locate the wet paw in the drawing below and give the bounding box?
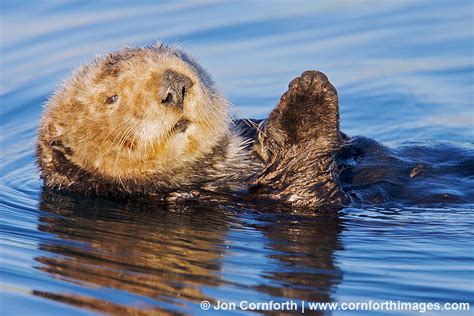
[252,71,347,208]
[283,70,337,108]
[266,70,340,147]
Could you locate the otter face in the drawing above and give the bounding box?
[38,46,230,184]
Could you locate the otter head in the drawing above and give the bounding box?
[37,45,230,191]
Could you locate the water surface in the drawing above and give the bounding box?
[1,1,473,315]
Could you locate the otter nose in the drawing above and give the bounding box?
[160,70,193,110]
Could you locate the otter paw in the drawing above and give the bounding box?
[268,70,340,145]
[284,70,336,104]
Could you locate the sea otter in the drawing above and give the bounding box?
[37,44,471,210]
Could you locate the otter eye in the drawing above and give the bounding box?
[106,95,118,104]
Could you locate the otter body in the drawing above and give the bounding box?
[37,45,347,209]
[38,45,469,210]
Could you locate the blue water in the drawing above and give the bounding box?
[1,1,473,315]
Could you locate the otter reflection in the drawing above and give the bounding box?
[250,212,343,315]
[36,190,343,315]
[36,190,231,314]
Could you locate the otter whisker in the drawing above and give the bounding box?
[111,124,131,154]
[137,129,148,163]
[231,105,267,137]
[114,124,135,168]
[119,126,135,154]
[101,121,133,157]
[94,116,129,153]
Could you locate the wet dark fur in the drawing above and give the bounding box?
[247,71,472,209]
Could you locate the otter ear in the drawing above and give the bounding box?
[37,129,75,189]
[264,70,341,149]
[50,139,74,158]
[44,123,73,158]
